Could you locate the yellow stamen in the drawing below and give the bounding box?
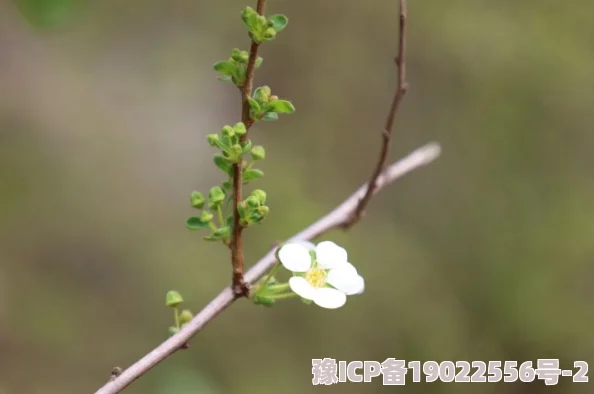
[305,267,327,288]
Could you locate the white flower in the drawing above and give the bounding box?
[278,241,365,309]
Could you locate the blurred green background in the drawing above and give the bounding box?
[1,0,593,393]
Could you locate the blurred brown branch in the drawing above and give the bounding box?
[346,0,409,228]
[231,0,268,297]
[94,142,441,394]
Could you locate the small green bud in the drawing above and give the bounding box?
[166,290,183,307]
[229,144,243,162]
[257,205,269,217]
[179,309,194,324]
[253,294,275,307]
[241,6,256,21]
[190,191,205,209]
[200,210,213,223]
[251,145,265,160]
[221,125,234,138]
[233,122,247,136]
[253,86,271,103]
[207,134,219,147]
[254,56,263,69]
[246,196,260,208]
[240,51,249,63]
[231,48,242,62]
[208,186,225,204]
[256,15,267,28]
[263,27,276,40]
[169,326,179,335]
[251,189,267,205]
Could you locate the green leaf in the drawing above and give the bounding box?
[242,140,252,154]
[235,64,247,85]
[265,100,295,114]
[226,214,234,228]
[213,61,237,76]
[186,216,210,230]
[247,96,261,112]
[268,15,289,32]
[241,6,259,30]
[212,138,230,154]
[255,57,263,69]
[217,75,233,82]
[222,181,232,190]
[166,290,183,307]
[237,202,246,219]
[244,169,264,182]
[15,0,77,29]
[213,226,230,239]
[262,112,279,121]
[213,155,231,174]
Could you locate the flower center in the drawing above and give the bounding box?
[305,267,327,288]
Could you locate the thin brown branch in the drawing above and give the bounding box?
[93,142,441,394]
[346,0,409,228]
[231,0,267,297]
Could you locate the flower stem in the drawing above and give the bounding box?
[174,307,180,329]
[255,262,280,296]
[216,205,225,227]
[269,292,299,300]
[261,283,290,293]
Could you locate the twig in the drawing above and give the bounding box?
[231,0,267,297]
[93,142,441,394]
[94,2,437,393]
[346,0,409,228]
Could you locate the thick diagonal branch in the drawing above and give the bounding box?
[93,142,441,394]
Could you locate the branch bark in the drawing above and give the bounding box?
[231,0,267,297]
[346,0,408,228]
[93,142,441,394]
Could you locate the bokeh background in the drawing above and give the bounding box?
[1,0,593,393]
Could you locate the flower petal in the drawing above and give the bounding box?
[312,288,347,309]
[289,277,316,300]
[292,240,316,251]
[315,241,348,269]
[278,243,312,272]
[327,267,365,295]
